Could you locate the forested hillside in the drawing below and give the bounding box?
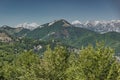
[0,19,120,55]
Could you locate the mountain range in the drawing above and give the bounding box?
[72,20,120,33]
[16,22,39,30]
[0,19,120,55]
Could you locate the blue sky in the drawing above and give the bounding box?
[0,0,120,26]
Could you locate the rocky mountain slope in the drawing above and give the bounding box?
[72,20,120,33]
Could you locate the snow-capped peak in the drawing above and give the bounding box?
[48,19,71,27]
[72,20,82,25]
[48,21,56,26]
[84,20,101,26]
[72,20,120,33]
[16,22,39,30]
[93,21,100,26]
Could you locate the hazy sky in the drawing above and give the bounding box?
[0,0,120,26]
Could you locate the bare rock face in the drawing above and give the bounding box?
[0,33,12,42]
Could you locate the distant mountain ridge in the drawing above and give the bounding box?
[72,20,120,33]
[25,19,120,54]
[1,19,120,33]
[16,22,39,30]
[0,19,120,55]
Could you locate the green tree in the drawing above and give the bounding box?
[0,43,120,80]
[40,45,70,80]
[66,42,120,80]
[2,51,41,80]
[65,52,86,80]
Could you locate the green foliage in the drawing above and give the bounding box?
[76,43,116,80]
[41,45,69,80]
[0,43,120,80]
[1,51,41,80]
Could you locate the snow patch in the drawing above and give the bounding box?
[16,22,39,30]
[72,20,82,25]
[72,20,120,33]
[48,21,56,26]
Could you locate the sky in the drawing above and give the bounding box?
[0,0,120,26]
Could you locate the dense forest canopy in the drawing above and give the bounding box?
[0,42,120,80]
